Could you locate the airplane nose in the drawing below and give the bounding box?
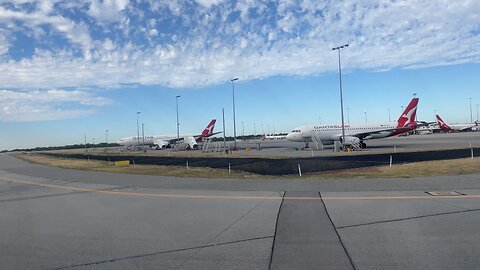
[286,133,293,141]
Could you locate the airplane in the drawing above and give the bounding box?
[261,134,287,140]
[286,97,420,149]
[436,115,479,132]
[117,119,219,150]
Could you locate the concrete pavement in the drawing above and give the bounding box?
[2,153,480,269]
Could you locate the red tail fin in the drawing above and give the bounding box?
[397,98,419,128]
[200,119,216,138]
[436,115,452,131]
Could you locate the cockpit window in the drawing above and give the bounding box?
[291,130,301,133]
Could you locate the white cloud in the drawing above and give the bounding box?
[0,31,9,55]
[0,4,93,54]
[195,0,223,8]
[0,0,478,90]
[0,89,111,122]
[87,0,129,24]
[148,28,158,37]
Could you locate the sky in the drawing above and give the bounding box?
[0,0,480,150]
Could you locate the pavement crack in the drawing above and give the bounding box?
[319,191,357,270]
[51,235,273,270]
[337,208,480,229]
[268,191,286,270]
[175,192,277,268]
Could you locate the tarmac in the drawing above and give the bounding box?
[46,132,480,175]
[75,132,480,158]
[2,153,480,269]
[228,132,480,157]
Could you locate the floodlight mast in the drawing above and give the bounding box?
[176,95,181,145]
[231,77,239,149]
[332,44,349,151]
[136,112,141,147]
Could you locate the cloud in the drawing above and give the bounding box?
[195,0,224,8]
[0,0,478,91]
[87,0,129,24]
[0,31,8,55]
[0,3,93,55]
[0,89,111,122]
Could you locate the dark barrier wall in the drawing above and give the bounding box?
[44,147,480,176]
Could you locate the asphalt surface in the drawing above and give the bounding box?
[231,132,480,156]
[2,153,480,269]
[76,131,480,158]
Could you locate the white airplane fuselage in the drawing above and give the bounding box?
[436,114,478,132]
[286,97,420,148]
[286,123,399,145]
[448,123,477,132]
[117,135,182,147]
[116,119,218,150]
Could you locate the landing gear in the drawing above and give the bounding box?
[361,142,367,149]
[304,142,309,148]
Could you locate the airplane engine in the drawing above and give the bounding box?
[183,136,198,150]
[154,140,169,150]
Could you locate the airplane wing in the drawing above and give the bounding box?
[195,131,222,140]
[416,121,436,126]
[332,124,416,141]
[357,126,413,139]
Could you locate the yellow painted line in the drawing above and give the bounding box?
[0,176,281,200]
[1,175,480,201]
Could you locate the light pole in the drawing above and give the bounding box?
[176,95,181,145]
[332,44,349,151]
[476,104,479,122]
[253,123,256,138]
[231,77,238,149]
[347,108,350,124]
[222,108,226,153]
[364,111,367,123]
[469,98,473,123]
[241,121,245,138]
[92,137,95,151]
[142,123,145,151]
[388,108,391,122]
[136,111,141,147]
[105,130,109,152]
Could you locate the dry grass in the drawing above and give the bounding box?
[14,152,261,179]
[13,152,480,180]
[304,157,480,179]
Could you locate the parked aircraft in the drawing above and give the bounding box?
[117,119,219,150]
[286,97,420,149]
[261,134,287,140]
[436,115,478,132]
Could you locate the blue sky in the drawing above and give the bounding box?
[1,0,480,150]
